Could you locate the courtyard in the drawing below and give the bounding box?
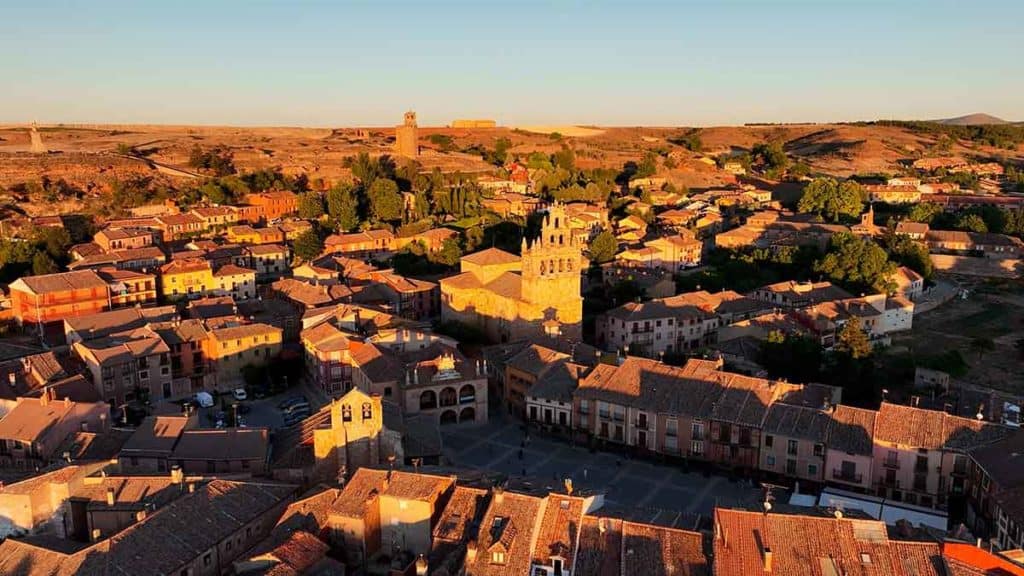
[440,415,768,517]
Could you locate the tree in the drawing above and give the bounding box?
[751,142,789,176]
[188,145,236,176]
[882,231,933,280]
[814,232,896,294]
[31,252,58,275]
[431,238,463,267]
[908,202,943,224]
[970,337,995,359]
[492,137,512,166]
[797,178,864,222]
[588,230,619,264]
[368,178,403,223]
[292,230,324,261]
[327,183,361,232]
[836,318,872,359]
[298,192,325,220]
[636,152,658,179]
[955,213,988,233]
[553,147,576,171]
[759,331,823,383]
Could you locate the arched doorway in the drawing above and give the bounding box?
[419,390,437,410]
[458,385,476,404]
[439,387,457,407]
[440,410,457,425]
[459,406,475,423]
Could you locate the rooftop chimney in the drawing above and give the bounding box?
[170,465,184,485]
[415,555,428,576]
[494,486,505,505]
[106,487,115,507]
[135,509,147,522]
[187,482,196,493]
[763,547,773,572]
[91,528,102,542]
[465,539,478,563]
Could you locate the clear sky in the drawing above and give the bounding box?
[3,0,1022,127]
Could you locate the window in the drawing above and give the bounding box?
[808,464,818,477]
[813,443,824,457]
[383,387,392,397]
[766,455,776,467]
[787,439,798,456]
[342,405,352,422]
[492,551,505,565]
[362,403,372,420]
[765,435,774,448]
[203,553,211,567]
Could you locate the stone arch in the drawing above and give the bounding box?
[439,387,457,407]
[459,406,476,423]
[420,390,437,410]
[459,384,476,404]
[440,409,458,425]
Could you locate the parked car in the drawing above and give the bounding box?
[283,409,311,427]
[232,388,248,401]
[277,395,308,410]
[282,401,311,415]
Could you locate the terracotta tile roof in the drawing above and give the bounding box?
[875,402,1009,451]
[271,278,334,307]
[763,403,831,442]
[209,322,281,342]
[483,271,523,300]
[120,415,189,456]
[712,508,942,576]
[170,428,268,462]
[0,396,76,443]
[271,486,342,537]
[160,257,211,275]
[528,361,585,403]
[246,242,289,255]
[213,263,255,277]
[382,470,454,502]
[623,521,708,576]
[432,486,489,544]
[465,490,544,576]
[301,321,352,353]
[942,542,1024,576]
[530,495,585,567]
[461,247,520,266]
[507,344,570,378]
[350,341,402,383]
[74,476,183,512]
[329,468,389,518]
[10,269,108,295]
[968,430,1024,488]
[575,515,624,576]
[827,405,877,456]
[895,221,929,235]
[441,270,483,290]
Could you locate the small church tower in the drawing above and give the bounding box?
[394,110,419,158]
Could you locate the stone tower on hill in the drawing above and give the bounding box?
[29,122,46,154]
[394,110,419,158]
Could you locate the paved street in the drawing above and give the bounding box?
[441,415,766,516]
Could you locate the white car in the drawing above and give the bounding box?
[232,388,248,401]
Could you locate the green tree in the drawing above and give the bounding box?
[588,229,619,264]
[751,142,789,177]
[292,230,324,261]
[814,232,896,294]
[431,238,463,267]
[836,318,872,359]
[882,231,933,280]
[428,134,456,152]
[759,331,823,383]
[970,337,995,359]
[797,178,864,222]
[636,152,658,178]
[298,192,325,219]
[553,147,576,171]
[368,178,403,223]
[955,213,988,233]
[908,202,943,223]
[327,183,361,232]
[492,137,512,165]
[31,252,58,275]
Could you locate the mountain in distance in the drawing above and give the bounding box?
[933,113,1009,126]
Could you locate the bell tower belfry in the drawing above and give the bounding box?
[519,203,583,335]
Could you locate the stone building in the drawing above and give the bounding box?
[440,203,584,343]
[394,110,419,158]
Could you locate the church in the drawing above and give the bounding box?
[440,203,584,343]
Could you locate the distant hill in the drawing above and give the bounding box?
[935,113,1009,126]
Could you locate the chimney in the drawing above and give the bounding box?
[135,509,147,522]
[170,465,184,485]
[8,373,15,388]
[493,486,504,505]
[465,539,478,563]
[763,547,773,572]
[106,487,115,507]
[599,519,607,534]
[415,555,428,576]
[187,482,196,493]
[40,388,50,406]
[91,528,102,542]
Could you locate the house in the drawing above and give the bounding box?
[926,230,1024,258]
[615,214,648,243]
[895,220,929,240]
[95,268,158,308]
[480,192,544,218]
[9,270,111,339]
[66,246,167,272]
[0,479,295,576]
[824,405,876,492]
[615,233,702,271]
[759,403,831,483]
[93,227,157,251]
[170,428,270,476]
[864,184,922,204]
[301,319,356,396]
[227,225,286,245]
[748,280,852,308]
[525,359,586,432]
[0,394,110,470]
[212,264,257,300]
[325,229,396,259]
[463,488,546,576]
[190,205,240,229]
[244,243,290,281]
[159,258,215,301]
[72,326,177,405]
[872,402,1008,509]
[889,265,925,300]
[153,213,204,241]
[243,190,299,221]
[367,270,439,320]
[203,323,282,390]
[64,305,177,344]
[118,415,193,473]
[966,431,1024,551]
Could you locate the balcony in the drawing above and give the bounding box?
[914,461,929,474]
[883,458,901,470]
[832,469,864,484]
[634,420,649,431]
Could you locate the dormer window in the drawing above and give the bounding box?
[492,551,505,565]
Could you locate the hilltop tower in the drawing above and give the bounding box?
[29,122,46,154]
[520,203,584,338]
[394,110,419,158]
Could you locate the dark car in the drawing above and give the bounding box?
[278,396,308,410]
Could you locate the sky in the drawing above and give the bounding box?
[2,0,1022,127]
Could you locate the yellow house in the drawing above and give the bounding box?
[159,259,214,301]
[203,323,283,390]
[228,225,286,245]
